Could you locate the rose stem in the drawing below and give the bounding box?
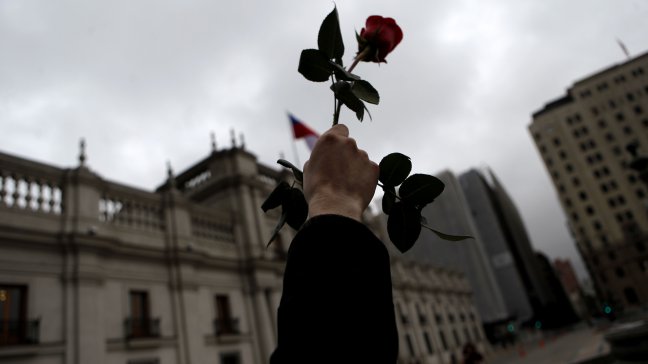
[332,47,372,126]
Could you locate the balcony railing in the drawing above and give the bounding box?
[0,319,40,346]
[124,318,160,339]
[214,318,240,336]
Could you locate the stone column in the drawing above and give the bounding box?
[254,290,276,359]
[61,167,102,235]
[161,187,193,364]
[74,251,106,364]
[59,165,104,364]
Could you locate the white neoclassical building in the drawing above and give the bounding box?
[0,141,487,364]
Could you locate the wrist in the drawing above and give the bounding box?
[307,191,365,222]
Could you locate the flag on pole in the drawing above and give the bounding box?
[288,113,319,151]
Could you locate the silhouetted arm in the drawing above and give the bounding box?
[270,214,398,364]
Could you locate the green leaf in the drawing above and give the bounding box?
[331,81,365,121]
[267,211,288,247]
[379,153,412,187]
[400,174,445,207]
[351,80,380,105]
[318,7,344,61]
[283,188,308,230]
[329,61,360,81]
[421,224,473,241]
[261,181,290,212]
[298,49,333,82]
[277,159,303,183]
[387,202,422,253]
[382,185,396,214]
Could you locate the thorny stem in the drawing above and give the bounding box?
[332,47,372,126]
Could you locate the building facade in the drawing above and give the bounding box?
[390,260,488,364]
[460,169,578,328]
[458,170,534,324]
[529,51,648,309]
[395,170,524,345]
[397,166,579,344]
[0,143,486,364]
[553,258,590,319]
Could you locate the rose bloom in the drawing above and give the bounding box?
[358,16,403,63]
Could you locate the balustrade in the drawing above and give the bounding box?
[99,186,165,232]
[0,154,64,215]
[190,206,234,243]
[182,169,212,191]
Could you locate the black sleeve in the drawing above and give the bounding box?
[270,215,399,364]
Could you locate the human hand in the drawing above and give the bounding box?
[303,124,379,222]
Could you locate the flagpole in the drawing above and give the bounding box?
[291,136,301,168]
[287,111,302,168]
[616,38,630,59]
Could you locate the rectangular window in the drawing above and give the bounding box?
[130,291,149,320]
[453,329,461,347]
[0,285,30,345]
[127,359,159,364]
[435,313,442,324]
[405,334,415,356]
[220,352,241,364]
[128,290,154,338]
[215,295,237,335]
[423,332,434,354]
[439,330,448,350]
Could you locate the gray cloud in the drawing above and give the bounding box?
[3,0,648,280]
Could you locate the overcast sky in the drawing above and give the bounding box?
[2,0,648,280]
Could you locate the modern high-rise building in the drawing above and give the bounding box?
[529,51,648,309]
[459,169,577,329]
[397,167,576,344]
[457,170,534,324]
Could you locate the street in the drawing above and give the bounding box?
[489,325,609,364]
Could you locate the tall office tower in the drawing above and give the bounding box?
[529,51,648,308]
[460,169,577,328]
[458,170,536,324]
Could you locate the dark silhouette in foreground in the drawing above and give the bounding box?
[270,124,398,363]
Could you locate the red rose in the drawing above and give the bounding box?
[358,16,403,63]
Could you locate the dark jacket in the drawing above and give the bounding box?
[270,215,399,363]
